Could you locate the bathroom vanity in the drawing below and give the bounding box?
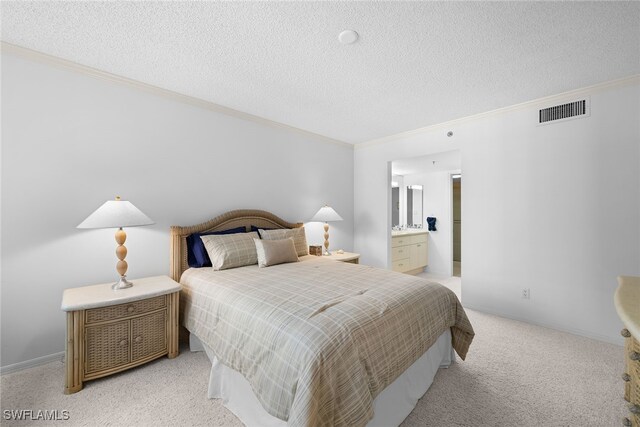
[391,229,428,275]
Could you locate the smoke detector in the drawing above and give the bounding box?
[339,30,359,44]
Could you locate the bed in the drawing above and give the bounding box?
[170,209,474,427]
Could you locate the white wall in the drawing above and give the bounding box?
[0,52,354,368]
[355,80,640,344]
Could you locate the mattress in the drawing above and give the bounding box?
[180,256,474,427]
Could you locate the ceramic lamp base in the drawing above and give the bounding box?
[112,276,133,290]
[323,223,331,257]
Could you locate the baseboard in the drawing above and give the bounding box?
[0,352,64,375]
[462,303,624,347]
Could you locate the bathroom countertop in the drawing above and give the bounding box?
[391,229,429,237]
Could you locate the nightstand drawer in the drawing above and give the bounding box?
[86,295,166,324]
[85,320,130,374]
[132,310,167,361]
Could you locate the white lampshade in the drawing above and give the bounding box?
[77,198,154,229]
[311,205,343,223]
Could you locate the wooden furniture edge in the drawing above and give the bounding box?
[64,311,83,394]
[61,280,180,312]
[615,276,640,425]
[168,292,179,358]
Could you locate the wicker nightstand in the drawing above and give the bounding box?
[615,276,640,426]
[61,276,180,394]
[328,251,360,264]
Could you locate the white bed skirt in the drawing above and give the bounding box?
[190,330,454,427]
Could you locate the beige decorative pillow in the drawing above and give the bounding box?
[201,232,259,270]
[258,227,309,256]
[254,238,299,268]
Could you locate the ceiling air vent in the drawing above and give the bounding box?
[538,98,590,125]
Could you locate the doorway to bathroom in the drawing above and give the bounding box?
[389,150,462,298]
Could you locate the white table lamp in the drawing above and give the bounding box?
[311,205,343,256]
[78,196,154,290]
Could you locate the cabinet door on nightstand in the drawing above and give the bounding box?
[131,310,167,362]
[85,319,130,374]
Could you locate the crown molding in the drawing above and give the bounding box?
[5,41,636,152]
[355,73,640,150]
[1,41,353,149]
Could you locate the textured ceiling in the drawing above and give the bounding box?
[2,1,639,144]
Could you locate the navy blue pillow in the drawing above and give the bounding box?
[250,225,275,237]
[187,226,247,268]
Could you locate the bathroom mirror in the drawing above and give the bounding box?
[391,182,400,227]
[406,185,423,227]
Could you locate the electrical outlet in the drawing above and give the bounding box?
[522,288,530,299]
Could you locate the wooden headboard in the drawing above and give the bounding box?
[169,209,303,282]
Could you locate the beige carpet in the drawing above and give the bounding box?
[1,310,627,427]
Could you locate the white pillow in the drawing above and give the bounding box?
[201,232,259,270]
[258,227,309,256]
[254,238,299,268]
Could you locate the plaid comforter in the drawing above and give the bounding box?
[180,256,474,427]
